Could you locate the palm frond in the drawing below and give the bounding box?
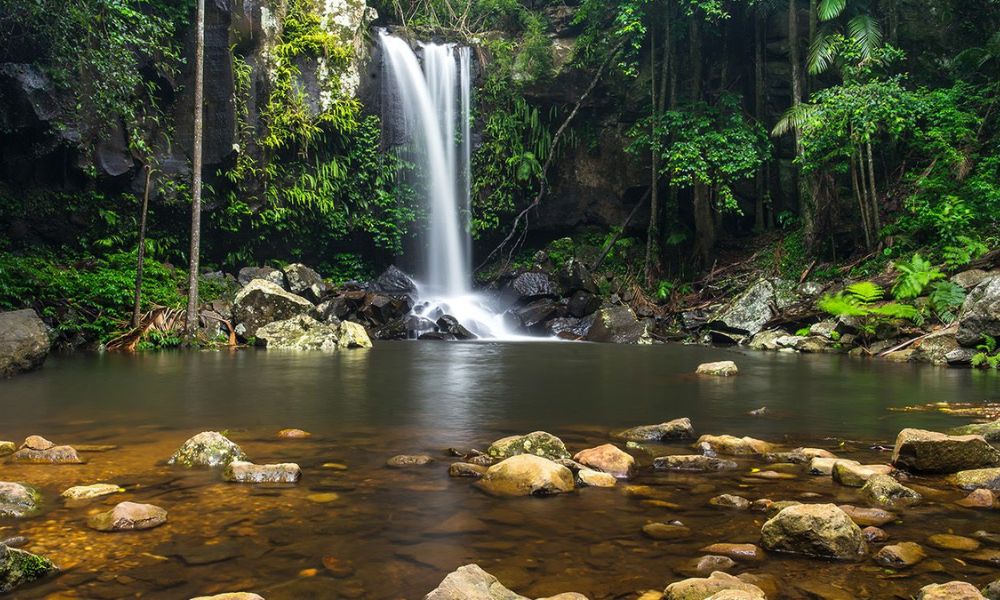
[808,29,838,75]
[817,0,847,21]
[771,103,818,137]
[847,14,883,61]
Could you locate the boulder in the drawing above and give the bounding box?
[87,501,167,531]
[573,444,634,478]
[255,314,371,351]
[615,418,695,442]
[832,462,893,487]
[0,545,58,594]
[748,329,789,351]
[952,420,1000,442]
[374,266,418,296]
[662,572,765,600]
[436,316,477,340]
[237,266,285,288]
[567,291,601,318]
[809,457,853,476]
[577,469,616,487]
[957,488,996,507]
[546,316,595,340]
[424,564,528,600]
[953,269,995,289]
[282,263,330,302]
[557,259,598,296]
[337,321,373,349]
[957,276,1000,346]
[0,309,51,378]
[710,494,751,510]
[168,432,247,467]
[359,293,412,325]
[696,361,738,376]
[695,435,773,456]
[760,504,867,560]
[223,461,301,483]
[60,484,122,502]
[874,542,926,569]
[585,305,644,344]
[912,328,961,365]
[707,278,792,336]
[9,435,81,464]
[487,432,570,461]
[892,428,1000,473]
[653,455,738,472]
[0,483,40,517]
[232,279,316,339]
[918,582,986,600]
[477,455,575,497]
[501,272,559,306]
[507,299,564,331]
[952,467,1000,490]
[861,474,922,507]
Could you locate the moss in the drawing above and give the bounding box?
[0,547,57,593]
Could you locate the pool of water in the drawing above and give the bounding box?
[1,342,999,599]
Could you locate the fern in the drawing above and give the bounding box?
[845,281,885,303]
[818,293,869,317]
[943,236,989,269]
[972,336,1000,369]
[892,254,944,300]
[929,281,966,323]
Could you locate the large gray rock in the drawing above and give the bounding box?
[892,428,1000,473]
[585,305,644,344]
[615,418,695,442]
[255,314,371,351]
[237,266,285,288]
[168,431,247,467]
[282,263,329,302]
[477,455,575,497]
[0,483,40,517]
[662,572,765,600]
[424,564,528,600]
[957,276,1000,346]
[760,504,867,560]
[374,266,418,295]
[708,278,793,336]
[232,279,316,339]
[0,544,58,594]
[0,309,51,378]
[486,431,570,461]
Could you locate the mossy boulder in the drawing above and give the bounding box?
[615,418,695,442]
[232,279,316,339]
[486,431,570,461]
[662,571,766,600]
[585,305,644,344]
[952,467,1000,490]
[952,419,1000,442]
[760,504,867,560]
[861,474,922,508]
[0,482,40,517]
[168,431,246,467]
[892,428,1000,473]
[0,545,58,593]
[477,454,575,497]
[255,314,371,351]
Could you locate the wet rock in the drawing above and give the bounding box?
[748,329,789,351]
[927,533,981,551]
[578,469,617,487]
[9,435,81,464]
[616,418,695,442]
[449,463,487,478]
[708,278,792,337]
[0,482,40,517]
[695,435,773,456]
[502,272,560,306]
[87,501,167,532]
[861,474,922,508]
[487,431,570,461]
[282,263,329,302]
[436,316,477,340]
[874,542,926,568]
[643,522,692,540]
[696,361,738,376]
[810,457,856,476]
[764,500,803,517]
[837,505,896,527]
[232,279,316,339]
[277,428,311,439]
[957,276,1000,347]
[917,581,986,600]
[653,455,738,472]
[557,259,598,296]
[760,503,867,560]
[546,315,595,340]
[984,579,1000,600]
[567,290,601,318]
[424,563,529,600]
[863,526,889,543]
[768,447,836,464]
[60,484,121,501]
[585,305,645,344]
[703,592,764,600]
[168,431,247,467]
[191,594,265,600]
[957,488,996,507]
[237,266,286,288]
[662,571,765,600]
[573,444,634,478]
[832,462,893,487]
[953,467,1000,490]
[0,309,52,378]
[710,494,751,510]
[337,321,373,348]
[952,419,1000,442]
[0,442,12,456]
[892,428,1000,473]
[223,461,301,483]
[477,455,574,497]
[0,545,58,593]
[387,455,434,467]
[700,543,764,563]
[912,328,961,365]
[373,266,418,296]
[681,555,737,576]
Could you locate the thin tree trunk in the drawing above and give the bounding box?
[851,153,872,249]
[866,142,881,236]
[807,0,817,94]
[645,6,660,285]
[690,17,702,103]
[754,5,766,233]
[789,0,814,248]
[692,181,715,265]
[185,0,205,339]
[132,165,153,329]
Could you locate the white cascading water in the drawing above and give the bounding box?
[379,32,523,339]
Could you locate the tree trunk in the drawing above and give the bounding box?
[851,153,872,249]
[789,0,815,249]
[754,5,766,233]
[865,142,881,237]
[131,165,153,329]
[644,6,660,285]
[185,0,205,339]
[692,181,715,265]
[690,17,702,103]
[807,0,817,94]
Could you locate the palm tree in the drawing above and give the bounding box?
[808,0,883,76]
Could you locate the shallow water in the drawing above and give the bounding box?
[1,342,1000,599]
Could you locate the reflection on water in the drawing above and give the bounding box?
[0,343,999,598]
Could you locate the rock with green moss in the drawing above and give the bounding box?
[952,419,1000,442]
[168,431,246,467]
[60,483,122,502]
[861,474,922,508]
[952,467,1000,490]
[0,482,40,518]
[0,544,58,593]
[892,428,1000,473]
[0,442,13,456]
[760,504,867,560]
[336,321,373,349]
[223,461,301,483]
[615,418,695,442]
[232,279,317,339]
[486,431,570,461]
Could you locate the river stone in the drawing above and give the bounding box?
[477,455,574,497]
[704,592,764,600]
[0,442,12,456]
[768,447,836,464]
[710,494,751,510]
[748,329,788,351]
[61,484,122,501]
[837,505,896,527]
[486,431,570,461]
[424,563,529,600]
[892,428,1000,473]
[223,461,301,483]
[0,483,39,517]
[282,263,329,302]
[765,500,802,518]
[232,279,316,339]
[449,463,487,478]
[682,555,737,576]
[0,545,58,593]
[953,467,1000,490]
[87,501,167,532]
[643,522,692,540]
[616,418,695,442]
[277,428,310,439]
[863,526,889,543]
[578,469,617,487]
[984,579,1000,600]
[874,542,926,568]
[926,533,980,551]
[957,488,996,507]
[953,420,1000,442]
[168,432,246,467]
[695,435,773,456]
[387,455,434,467]
[191,594,265,600]
[654,455,738,472]
[918,581,986,600]
[832,462,894,487]
[0,309,51,378]
[861,474,922,508]
[573,444,634,478]
[957,276,1000,347]
[810,457,858,476]
[662,571,765,600]
[760,504,867,560]
[9,436,81,464]
[700,544,764,562]
[696,361,738,376]
[337,321,373,349]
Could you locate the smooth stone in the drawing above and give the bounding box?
[73,444,117,452]
[696,361,739,376]
[486,431,570,461]
[699,543,764,562]
[917,581,986,599]
[953,467,1000,490]
[682,555,736,576]
[448,462,487,478]
[709,494,751,510]
[306,493,339,503]
[10,435,81,464]
[927,533,981,551]
[767,447,836,464]
[862,474,922,508]
[893,428,1000,473]
[386,455,434,467]
[615,418,695,442]
[0,545,58,594]
[573,444,634,478]
[477,455,575,497]
[223,461,301,483]
[60,484,122,501]
[578,469,617,487]
[662,571,765,600]
[760,504,867,560]
[746,470,796,480]
[810,457,858,476]
[190,594,265,600]
[863,526,889,543]
[277,429,310,439]
[832,462,893,487]
[167,432,246,467]
[838,505,896,527]
[643,522,692,540]
[87,502,167,531]
[958,488,996,507]
[0,482,40,517]
[695,435,773,456]
[874,542,926,568]
[967,549,1000,567]
[653,455,738,472]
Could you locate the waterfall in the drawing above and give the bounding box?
[379,32,523,340]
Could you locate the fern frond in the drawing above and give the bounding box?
[870,302,921,323]
[808,30,838,75]
[845,281,884,304]
[772,103,818,137]
[817,293,868,318]
[848,15,883,61]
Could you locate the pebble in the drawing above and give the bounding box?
[306,493,340,503]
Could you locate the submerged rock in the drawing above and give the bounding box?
[662,571,765,600]
[232,279,316,339]
[168,432,247,467]
[9,435,81,464]
[653,455,738,472]
[695,435,772,456]
[710,494,751,510]
[643,522,692,540]
[615,418,695,442]
[577,469,616,487]
[837,505,896,527]
[424,563,529,600]
[927,533,981,551]
[60,484,122,501]
[573,444,634,478]
[699,543,764,563]
[760,504,867,560]
[486,431,570,461]
[0,482,40,517]
[386,455,434,467]
[87,501,167,531]
[892,428,1000,473]
[276,428,311,439]
[957,488,996,507]
[917,581,986,600]
[0,545,58,593]
[0,309,52,378]
[477,455,574,497]
[223,461,301,483]
[861,474,922,508]
[0,442,12,456]
[874,542,926,569]
[696,361,738,376]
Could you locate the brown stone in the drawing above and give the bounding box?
[700,543,765,562]
[573,444,634,478]
[874,542,926,569]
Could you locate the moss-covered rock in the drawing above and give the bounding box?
[760,504,867,560]
[232,279,316,339]
[861,474,922,507]
[0,545,58,593]
[0,482,40,518]
[615,418,695,442]
[892,428,1000,473]
[952,467,1000,490]
[486,431,570,461]
[167,431,247,467]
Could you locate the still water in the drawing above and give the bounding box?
[1,342,999,598]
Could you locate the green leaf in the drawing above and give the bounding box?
[818,0,847,21]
